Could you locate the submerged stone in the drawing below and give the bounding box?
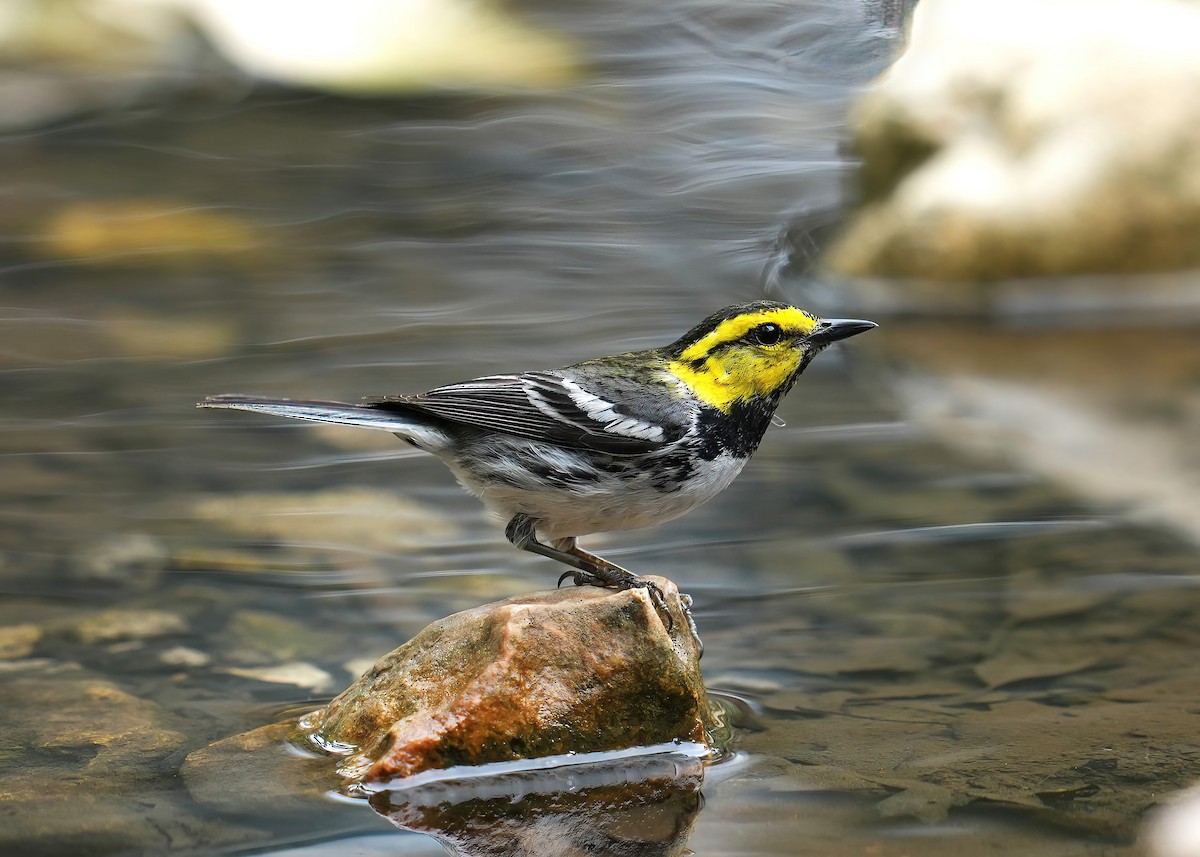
[0,624,41,660]
[191,487,458,553]
[301,577,718,785]
[217,661,335,693]
[65,608,188,644]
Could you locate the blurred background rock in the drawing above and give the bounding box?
[0,0,578,131]
[808,0,1200,545]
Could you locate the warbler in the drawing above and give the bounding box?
[199,301,875,615]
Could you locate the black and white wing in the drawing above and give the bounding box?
[365,370,692,455]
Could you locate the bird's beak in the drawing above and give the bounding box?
[808,318,878,345]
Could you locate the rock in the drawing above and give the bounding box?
[370,753,705,857]
[825,0,1200,280]
[160,645,212,668]
[98,312,238,361]
[66,608,188,644]
[139,0,580,93]
[875,784,965,823]
[0,624,42,660]
[218,662,335,692]
[41,199,265,267]
[0,674,187,770]
[191,488,458,554]
[302,577,717,785]
[222,609,343,665]
[0,0,579,132]
[182,722,344,817]
[72,532,168,588]
[0,670,193,850]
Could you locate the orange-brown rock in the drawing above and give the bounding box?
[301,577,718,785]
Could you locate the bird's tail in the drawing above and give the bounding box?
[198,394,448,450]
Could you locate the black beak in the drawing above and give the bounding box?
[808,318,878,345]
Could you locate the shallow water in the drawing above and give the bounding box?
[2,1,1198,855]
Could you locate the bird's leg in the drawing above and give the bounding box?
[504,514,673,629]
[504,514,605,588]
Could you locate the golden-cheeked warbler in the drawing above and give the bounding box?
[200,301,875,616]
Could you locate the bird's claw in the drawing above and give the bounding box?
[618,577,673,632]
[559,569,676,631]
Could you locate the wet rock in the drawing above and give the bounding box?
[41,199,266,267]
[148,0,580,94]
[160,645,211,668]
[0,624,42,659]
[223,609,343,665]
[825,0,1200,280]
[0,674,184,758]
[218,662,335,693]
[370,753,705,857]
[1002,567,1112,623]
[65,608,188,644]
[182,722,344,817]
[99,312,239,361]
[0,658,81,675]
[303,578,716,785]
[72,532,168,588]
[191,487,458,553]
[342,656,380,681]
[0,672,199,852]
[795,635,933,677]
[0,0,577,116]
[875,784,965,823]
[973,651,1102,690]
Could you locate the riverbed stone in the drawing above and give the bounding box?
[65,608,188,644]
[825,0,1200,280]
[0,672,194,852]
[191,487,458,553]
[303,577,716,784]
[223,609,343,665]
[218,661,335,692]
[0,624,42,659]
[182,722,344,817]
[72,532,168,589]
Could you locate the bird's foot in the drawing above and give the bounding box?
[505,516,677,631]
[557,568,603,588]
[571,566,673,631]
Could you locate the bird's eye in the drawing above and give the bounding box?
[749,323,782,346]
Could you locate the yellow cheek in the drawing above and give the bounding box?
[669,349,803,412]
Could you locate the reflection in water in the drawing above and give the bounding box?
[369,754,704,857]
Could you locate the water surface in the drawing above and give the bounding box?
[1,1,1197,855]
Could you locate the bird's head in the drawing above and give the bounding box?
[663,301,877,412]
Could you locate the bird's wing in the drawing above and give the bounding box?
[365,370,691,455]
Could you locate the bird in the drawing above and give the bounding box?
[199,301,876,619]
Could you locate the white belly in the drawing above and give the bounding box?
[441,436,749,540]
